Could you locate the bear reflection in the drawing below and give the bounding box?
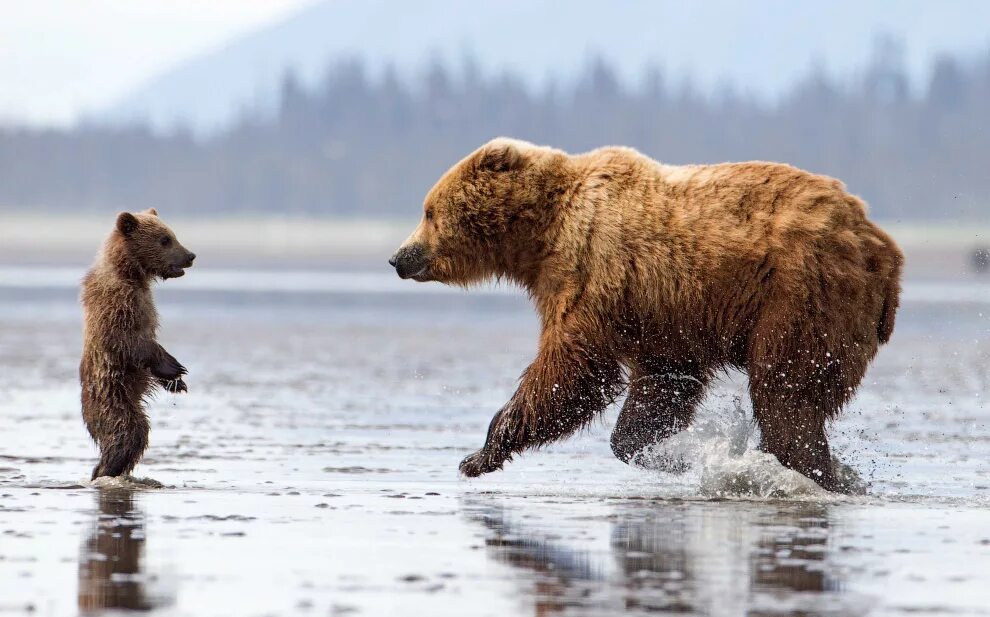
[78,489,173,613]
[468,500,839,616]
[749,508,837,597]
[472,506,606,616]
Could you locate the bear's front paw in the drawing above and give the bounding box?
[152,351,187,381]
[459,450,503,478]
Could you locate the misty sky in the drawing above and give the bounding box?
[3,0,989,128]
[0,0,313,125]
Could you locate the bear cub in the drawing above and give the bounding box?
[80,209,195,480]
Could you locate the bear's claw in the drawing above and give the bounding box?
[160,377,187,393]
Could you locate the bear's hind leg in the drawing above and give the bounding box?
[750,388,837,491]
[92,414,150,480]
[748,346,860,492]
[747,313,871,492]
[611,363,709,466]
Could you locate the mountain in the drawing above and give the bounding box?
[103,0,987,134]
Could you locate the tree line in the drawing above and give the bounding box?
[2,42,988,221]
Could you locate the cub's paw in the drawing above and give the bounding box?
[160,377,187,394]
[459,450,503,478]
[153,353,187,381]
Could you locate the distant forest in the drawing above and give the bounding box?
[2,43,988,220]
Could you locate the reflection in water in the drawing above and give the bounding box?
[472,506,606,616]
[468,499,857,617]
[749,509,837,597]
[77,490,174,614]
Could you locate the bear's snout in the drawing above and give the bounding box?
[161,249,196,279]
[389,244,431,280]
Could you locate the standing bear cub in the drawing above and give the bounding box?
[390,138,903,492]
[80,209,195,480]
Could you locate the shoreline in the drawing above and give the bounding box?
[2,213,989,279]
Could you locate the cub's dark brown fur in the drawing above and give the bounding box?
[390,138,903,492]
[80,209,195,480]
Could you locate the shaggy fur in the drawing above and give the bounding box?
[80,209,195,480]
[390,138,903,491]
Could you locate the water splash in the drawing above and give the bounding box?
[630,395,865,500]
[89,475,166,489]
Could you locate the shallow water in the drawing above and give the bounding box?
[1,269,989,616]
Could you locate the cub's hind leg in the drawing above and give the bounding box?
[90,409,150,480]
[85,380,151,480]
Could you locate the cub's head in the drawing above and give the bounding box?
[113,209,195,280]
[389,138,564,287]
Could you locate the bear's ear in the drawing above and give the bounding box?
[116,212,138,237]
[478,140,524,172]
[144,208,158,217]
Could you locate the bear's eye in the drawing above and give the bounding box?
[425,209,434,222]
[160,236,172,247]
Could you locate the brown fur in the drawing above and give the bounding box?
[80,209,195,480]
[390,138,903,491]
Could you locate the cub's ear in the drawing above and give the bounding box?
[116,212,138,237]
[478,139,524,172]
[144,208,158,217]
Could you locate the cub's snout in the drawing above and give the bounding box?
[165,249,195,279]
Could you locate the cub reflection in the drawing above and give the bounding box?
[77,490,172,613]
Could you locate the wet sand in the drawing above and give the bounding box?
[1,270,989,616]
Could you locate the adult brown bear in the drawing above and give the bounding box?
[390,138,902,491]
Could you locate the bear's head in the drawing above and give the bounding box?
[390,138,565,287]
[111,208,196,280]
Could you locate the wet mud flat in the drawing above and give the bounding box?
[0,274,989,616]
